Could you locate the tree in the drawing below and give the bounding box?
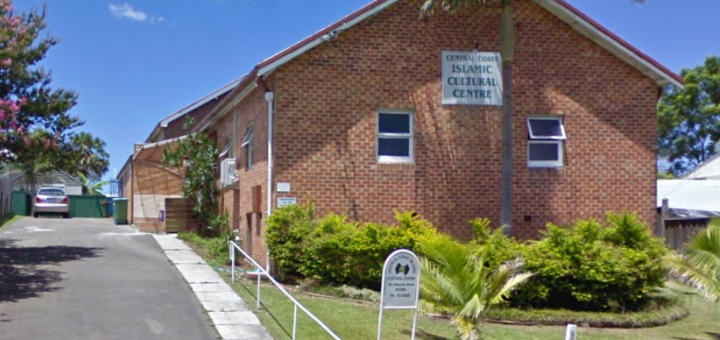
[0,0,82,166]
[665,221,720,302]
[419,236,531,340]
[8,129,61,192]
[421,0,646,234]
[162,118,225,237]
[66,132,110,180]
[77,172,109,196]
[659,56,720,176]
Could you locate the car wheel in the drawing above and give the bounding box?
[33,212,38,218]
[63,213,69,219]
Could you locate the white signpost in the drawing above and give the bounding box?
[441,50,503,106]
[565,324,577,340]
[377,249,421,340]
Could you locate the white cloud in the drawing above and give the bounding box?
[109,3,173,26]
[109,3,148,22]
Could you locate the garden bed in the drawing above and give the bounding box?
[294,281,689,329]
[182,234,720,340]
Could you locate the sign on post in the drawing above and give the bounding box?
[441,51,503,106]
[377,249,421,340]
[565,324,577,340]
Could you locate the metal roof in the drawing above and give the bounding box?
[658,179,720,219]
[197,0,683,132]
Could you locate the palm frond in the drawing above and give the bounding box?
[420,237,532,339]
[666,252,720,302]
[665,225,720,302]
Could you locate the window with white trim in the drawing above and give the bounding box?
[377,111,413,163]
[527,116,565,168]
[241,124,254,171]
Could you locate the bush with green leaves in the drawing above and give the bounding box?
[511,212,668,312]
[266,203,440,289]
[265,200,317,279]
[162,117,222,237]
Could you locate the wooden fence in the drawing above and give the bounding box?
[664,219,709,252]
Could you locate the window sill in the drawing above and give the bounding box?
[528,163,563,169]
[377,157,414,164]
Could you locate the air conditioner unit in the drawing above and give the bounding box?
[220,158,239,189]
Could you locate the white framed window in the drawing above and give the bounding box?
[377,111,413,163]
[527,116,565,168]
[241,124,254,171]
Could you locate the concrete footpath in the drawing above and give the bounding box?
[153,235,272,340]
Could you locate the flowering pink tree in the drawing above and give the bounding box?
[0,0,84,174]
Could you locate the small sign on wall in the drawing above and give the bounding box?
[442,51,503,106]
[277,182,291,193]
[277,197,297,208]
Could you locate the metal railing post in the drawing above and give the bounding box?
[230,244,235,282]
[292,304,298,340]
[256,266,261,310]
[228,241,342,340]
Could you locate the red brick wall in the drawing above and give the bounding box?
[265,0,658,241]
[213,81,270,264]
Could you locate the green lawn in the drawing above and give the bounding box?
[220,272,720,340]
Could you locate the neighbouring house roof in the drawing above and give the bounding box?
[683,154,720,180]
[658,179,720,219]
[195,0,683,132]
[10,169,84,187]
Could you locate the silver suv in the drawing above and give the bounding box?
[32,187,70,218]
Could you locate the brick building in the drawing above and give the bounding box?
[118,79,241,231]
[133,0,681,263]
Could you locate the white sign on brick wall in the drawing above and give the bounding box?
[442,51,503,106]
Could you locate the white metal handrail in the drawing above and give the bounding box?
[229,241,342,340]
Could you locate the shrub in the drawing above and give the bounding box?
[469,218,520,271]
[299,214,357,284]
[266,200,316,278]
[266,205,442,289]
[512,212,667,312]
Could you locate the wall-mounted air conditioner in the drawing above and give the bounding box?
[220,158,239,189]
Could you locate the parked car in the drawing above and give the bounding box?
[32,187,70,218]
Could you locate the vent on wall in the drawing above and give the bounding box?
[221,158,239,189]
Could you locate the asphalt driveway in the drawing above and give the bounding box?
[0,217,220,340]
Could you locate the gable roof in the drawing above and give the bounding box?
[196,0,683,131]
[158,77,244,129]
[10,169,83,186]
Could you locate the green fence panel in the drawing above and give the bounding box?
[11,191,30,216]
[69,195,109,218]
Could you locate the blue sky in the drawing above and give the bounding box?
[11,0,720,181]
